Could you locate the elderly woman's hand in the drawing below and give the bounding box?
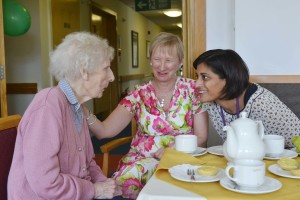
[94,178,122,199]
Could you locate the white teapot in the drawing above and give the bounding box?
[223,112,265,161]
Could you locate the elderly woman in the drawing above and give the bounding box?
[7,32,121,199]
[193,49,300,148]
[87,32,208,199]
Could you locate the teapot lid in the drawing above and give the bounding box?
[231,111,255,126]
[240,111,247,118]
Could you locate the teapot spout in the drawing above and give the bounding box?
[223,125,238,160]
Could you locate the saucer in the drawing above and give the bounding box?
[291,147,300,155]
[168,164,225,183]
[264,149,298,160]
[220,176,282,194]
[268,164,300,179]
[207,145,224,156]
[190,147,207,157]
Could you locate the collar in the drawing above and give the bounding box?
[58,79,81,111]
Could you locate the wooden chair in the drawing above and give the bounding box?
[100,119,136,177]
[0,114,21,200]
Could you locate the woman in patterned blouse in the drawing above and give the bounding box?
[193,49,300,149]
[88,32,208,199]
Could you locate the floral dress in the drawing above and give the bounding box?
[112,77,204,199]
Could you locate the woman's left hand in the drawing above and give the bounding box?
[151,142,175,160]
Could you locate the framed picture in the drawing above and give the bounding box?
[146,40,150,58]
[131,31,138,68]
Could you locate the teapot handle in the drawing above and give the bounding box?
[256,121,264,139]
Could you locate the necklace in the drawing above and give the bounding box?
[220,97,240,126]
[152,80,175,108]
[160,97,166,107]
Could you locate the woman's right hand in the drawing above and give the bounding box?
[94,178,122,199]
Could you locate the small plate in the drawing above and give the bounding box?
[291,147,300,155]
[220,176,282,194]
[264,149,298,160]
[207,145,224,156]
[168,164,225,183]
[268,164,300,179]
[190,147,207,157]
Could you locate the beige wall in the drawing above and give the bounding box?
[87,0,164,77]
[4,0,166,115]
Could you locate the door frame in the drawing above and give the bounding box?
[0,0,8,117]
[90,2,119,119]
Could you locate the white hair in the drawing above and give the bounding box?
[49,32,114,81]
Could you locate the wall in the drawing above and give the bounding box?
[87,0,164,91]
[4,0,164,115]
[5,0,43,115]
[207,0,300,75]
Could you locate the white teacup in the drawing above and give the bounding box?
[263,135,285,156]
[175,135,197,153]
[225,159,266,189]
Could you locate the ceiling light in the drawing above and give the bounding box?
[163,10,182,17]
[92,14,102,22]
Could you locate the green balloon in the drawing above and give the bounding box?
[3,0,31,36]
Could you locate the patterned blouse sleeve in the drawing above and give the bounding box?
[257,89,300,148]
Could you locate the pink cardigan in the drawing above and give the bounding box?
[8,87,106,200]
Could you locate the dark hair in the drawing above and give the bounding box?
[193,49,249,100]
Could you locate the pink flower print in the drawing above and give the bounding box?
[149,106,160,116]
[174,89,180,99]
[132,89,140,98]
[131,137,139,148]
[152,118,173,133]
[138,137,155,152]
[120,99,133,110]
[185,110,193,127]
[123,178,143,199]
[139,88,152,106]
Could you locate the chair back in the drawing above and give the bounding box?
[100,118,136,177]
[0,115,21,200]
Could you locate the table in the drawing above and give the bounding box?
[137,148,300,200]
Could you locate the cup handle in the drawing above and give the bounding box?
[225,165,236,182]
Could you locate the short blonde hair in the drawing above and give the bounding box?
[149,32,184,61]
[49,32,114,81]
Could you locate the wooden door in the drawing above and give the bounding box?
[52,0,80,48]
[90,3,119,120]
[0,0,8,117]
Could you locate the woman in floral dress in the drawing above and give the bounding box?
[88,32,208,199]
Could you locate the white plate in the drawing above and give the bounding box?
[190,147,207,157]
[220,176,282,194]
[207,145,224,156]
[291,147,300,155]
[264,149,298,160]
[168,164,225,183]
[268,164,300,179]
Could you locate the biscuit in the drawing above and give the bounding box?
[291,169,300,176]
[277,158,299,170]
[197,166,218,176]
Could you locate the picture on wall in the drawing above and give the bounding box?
[131,30,138,68]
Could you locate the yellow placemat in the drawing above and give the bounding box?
[155,148,300,200]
